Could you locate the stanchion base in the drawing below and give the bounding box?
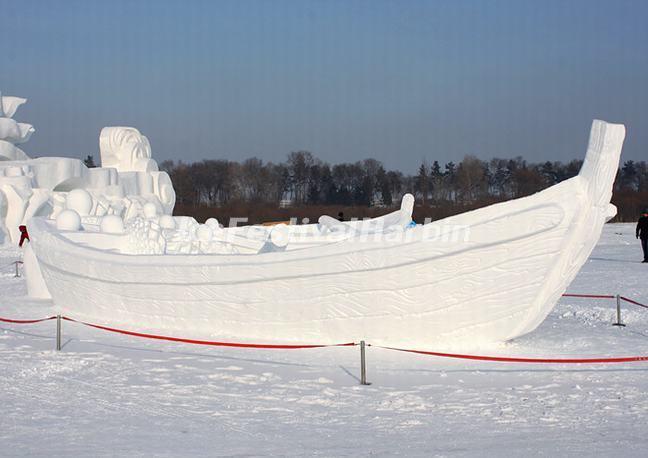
[612,323,626,327]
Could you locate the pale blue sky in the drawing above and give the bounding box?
[2,0,647,172]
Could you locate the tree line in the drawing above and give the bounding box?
[155,153,647,222]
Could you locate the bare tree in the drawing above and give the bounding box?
[456,156,488,203]
[415,161,429,204]
[287,151,315,203]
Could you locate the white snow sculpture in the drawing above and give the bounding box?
[98,126,175,215]
[0,140,30,161]
[269,223,290,247]
[0,118,34,144]
[159,214,176,230]
[196,224,213,241]
[317,215,352,234]
[100,215,125,234]
[0,92,176,246]
[0,93,27,119]
[99,127,158,173]
[0,93,33,243]
[205,217,220,229]
[56,210,81,231]
[124,217,165,254]
[0,92,30,162]
[257,224,291,253]
[0,191,5,244]
[317,193,415,237]
[143,202,158,219]
[0,177,32,243]
[28,120,626,348]
[23,243,51,299]
[66,189,93,216]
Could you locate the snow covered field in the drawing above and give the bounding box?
[1,223,647,457]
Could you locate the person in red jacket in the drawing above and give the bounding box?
[18,225,30,247]
[637,209,648,263]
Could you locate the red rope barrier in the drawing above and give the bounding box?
[61,316,357,349]
[561,293,648,311]
[0,316,56,324]
[620,296,648,310]
[374,346,648,364]
[2,290,648,363]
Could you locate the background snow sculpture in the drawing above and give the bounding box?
[99,126,176,215]
[0,92,177,246]
[0,92,31,162]
[99,126,158,173]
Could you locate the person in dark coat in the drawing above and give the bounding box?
[637,209,648,263]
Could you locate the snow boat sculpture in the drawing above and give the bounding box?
[29,120,625,347]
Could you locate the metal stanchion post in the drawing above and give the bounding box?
[56,315,62,351]
[14,261,20,278]
[360,340,371,385]
[613,294,625,327]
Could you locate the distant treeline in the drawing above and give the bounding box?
[154,153,648,223]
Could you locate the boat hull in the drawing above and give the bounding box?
[29,120,626,348]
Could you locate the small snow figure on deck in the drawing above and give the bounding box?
[637,209,648,263]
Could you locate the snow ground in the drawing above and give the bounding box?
[1,223,647,457]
